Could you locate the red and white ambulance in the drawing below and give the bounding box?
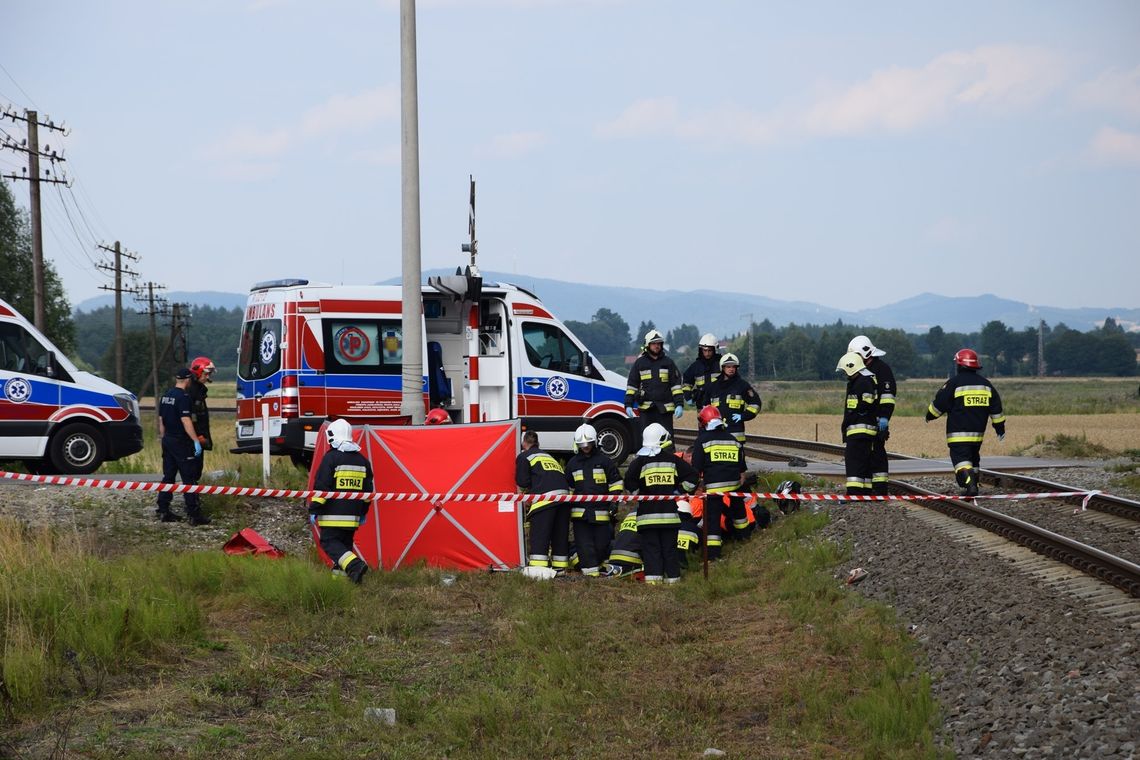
[0,298,143,473]
[232,269,634,464]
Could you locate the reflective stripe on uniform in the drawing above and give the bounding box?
[946,431,984,444]
[317,514,362,528]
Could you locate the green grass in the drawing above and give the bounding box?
[3,512,948,758]
[1012,433,1116,458]
[759,377,1140,416]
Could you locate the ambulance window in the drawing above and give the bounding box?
[323,319,402,375]
[238,319,282,380]
[0,322,60,378]
[521,322,586,376]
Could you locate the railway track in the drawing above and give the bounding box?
[675,427,1140,601]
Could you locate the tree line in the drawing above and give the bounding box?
[568,309,1138,379]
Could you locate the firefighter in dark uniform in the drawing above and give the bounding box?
[625,329,685,437]
[925,348,1006,497]
[848,336,895,496]
[682,333,721,409]
[836,351,880,498]
[565,423,622,577]
[704,353,761,444]
[516,431,571,571]
[187,356,215,484]
[308,419,373,583]
[601,511,642,577]
[623,423,698,584]
[155,367,209,525]
[689,405,746,559]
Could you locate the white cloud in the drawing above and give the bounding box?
[1074,65,1140,120]
[481,130,549,159]
[1088,126,1140,166]
[598,45,1065,144]
[201,86,400,177]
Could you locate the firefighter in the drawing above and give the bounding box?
[187,356,215,486]
[625,329,685,437]
[689,405,746,559]
[705,353,761,444]
[565,423,622,576]
[601,510,642,577]
[155,367,209,525]
[848,336,895,496]
[925,349,1006,497]
[308,419,373,583]
[516,431,571,571]
[623,423,698,584]
[425,408,451,424]
[675,497,703,567]
[682,333,721,409]
[836,351,880,498]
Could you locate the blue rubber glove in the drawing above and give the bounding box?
[731,413,742,423]
[193,439,203,456]
[877,417,889,433]
[674,406,684,420]
[625,406,637,418]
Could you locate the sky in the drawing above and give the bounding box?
[1,0,1138,317]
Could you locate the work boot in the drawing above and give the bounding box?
[188,512,212,526]
[964,479,979,497]
[346,558,369,584]
[157,510,184,523]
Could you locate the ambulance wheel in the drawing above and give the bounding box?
[49,423,105,474]
[594,418,632,465]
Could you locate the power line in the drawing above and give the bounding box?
[0,64,39,110]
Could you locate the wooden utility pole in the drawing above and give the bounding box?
[97,242,140,385]
[1,109,69,332]
[137,282,167,426]
[1037,320,1046,377]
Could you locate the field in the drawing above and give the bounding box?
[1,378,1137,757]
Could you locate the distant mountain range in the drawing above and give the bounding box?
[73,274,1139,336]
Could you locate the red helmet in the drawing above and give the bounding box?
[697,405,722,429]
[425,408,451,425]
[190,356,216,381]
[954,349,981,369]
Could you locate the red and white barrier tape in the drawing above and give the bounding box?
[0,469,1099,506]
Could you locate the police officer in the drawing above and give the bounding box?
[704,353,761,444]
[682,333,721,409]
[565,423,622,577]
[625,329,685,437]
[308,419,373,583]
[623,423,698,584]
[187,356,215,484]
[925,349,1006,497]
[516,431,571,571]
[836,352,880,498]
[847,336,895,496]
[155,367,210,525]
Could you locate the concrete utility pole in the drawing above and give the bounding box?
[137,282,167,431]
[97,241,140,385]
[740,312,756,379]
[1037,320,1046,377]
[399,0,425,424]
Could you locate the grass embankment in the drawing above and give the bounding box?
[1,510,946,758]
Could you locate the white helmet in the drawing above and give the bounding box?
[644,329,664,345]
[642,422,670,449]
[698,333,717,348]
[848,335,885,360]
[326,418,353,448]
[836,351,865,377]
[719,352,739,369]
[573,423,598,448]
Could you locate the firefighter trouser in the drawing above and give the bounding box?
[639,407,674,438]
[721,494,753,541]
[703,497,724,560]
[870,433,890,495]
[844,436,875,496]
[948,442,982,490]
[572,520,611,575]
[639,525,681,582]
[156,436,201,514]
[317,526,367,579]
[528,504,571,568]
